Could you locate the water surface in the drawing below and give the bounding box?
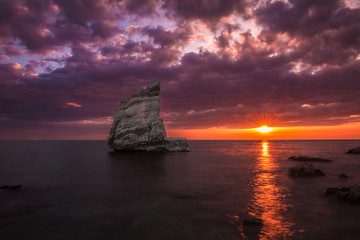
[1,140,360,239]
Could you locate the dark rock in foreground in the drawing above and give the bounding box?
[0,185,24,191]
[243,217,263,225]
[346,146,360,154]
[289,155,332,162]
[339,174,349,179]
[326,185,360,202]
[288,163,325,177]
[107,81,189,152]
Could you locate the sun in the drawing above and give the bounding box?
[256,125,273,133]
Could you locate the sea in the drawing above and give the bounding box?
[1,140,360,240]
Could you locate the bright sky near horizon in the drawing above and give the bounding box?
[0,0,359,140]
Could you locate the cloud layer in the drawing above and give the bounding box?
[0,0,359,139]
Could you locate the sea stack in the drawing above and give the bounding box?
[107,81,189,152]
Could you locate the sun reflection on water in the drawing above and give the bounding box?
[240,141,294,239]
[262,142,268,157]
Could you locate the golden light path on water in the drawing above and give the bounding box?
[240,141,295,239]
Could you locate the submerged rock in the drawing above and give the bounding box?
[0,185,24,191]
[243,217,263,225]
[339,174,349,179]
[326,185,360,202]
[288,155,332,162]
[288,163,325,177]
[107,81,189,152]
[346,146,360,154]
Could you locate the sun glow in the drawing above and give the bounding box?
[256,125,273,133]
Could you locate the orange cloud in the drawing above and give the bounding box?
[67,102,82,108]
[11,63,22,69]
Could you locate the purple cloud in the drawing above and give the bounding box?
[0,0,359,139]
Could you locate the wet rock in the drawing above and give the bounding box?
[346,146,360,154]
[107,81,189,152]
[288,163,325,177]
[0,185,24,191]
[339,174,349,179]
[326,185,360,202]
[288,155,332,162]
[243,217,263,225]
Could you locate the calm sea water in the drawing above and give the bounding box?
[1,140,360,239]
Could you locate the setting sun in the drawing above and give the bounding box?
[256,125,273,133]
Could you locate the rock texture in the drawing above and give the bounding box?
[346,146,360,154]
[326,185,360,202]
[288,163,325,177]
[107,81,189,152]
[289,155,333,162]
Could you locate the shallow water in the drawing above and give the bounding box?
[1,140,360,239]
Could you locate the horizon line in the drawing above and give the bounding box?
[1,139,359,141]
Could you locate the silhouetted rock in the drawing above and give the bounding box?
[243,217,263,225]
[0,185,24,191]
[107,81,189,152]
[288,163,325,177]
[346,146,360,154]
[326,185,360,202]
[339,174,349,179]
[289,155,332,162]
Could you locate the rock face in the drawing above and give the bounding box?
[326,185,360,202]
[107,81,189,152]
[288,163,325,177]
[346,146,360,154]
[288,155,333,162]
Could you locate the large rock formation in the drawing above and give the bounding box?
[107,81,189,152]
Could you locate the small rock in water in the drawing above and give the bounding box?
[0,185,24,191]
[288,163,325,177]
[346,146,360,154]
[339,174,349,179]
[243,217,263,225]
[326,185,360,202]
[288,155,332,162]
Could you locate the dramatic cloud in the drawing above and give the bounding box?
[0,0,359,139]
[162,0,247,24]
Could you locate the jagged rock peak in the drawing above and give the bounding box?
[132,80,160,97]
[107,81,189,152]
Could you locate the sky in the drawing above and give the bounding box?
[0,0,359,140]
